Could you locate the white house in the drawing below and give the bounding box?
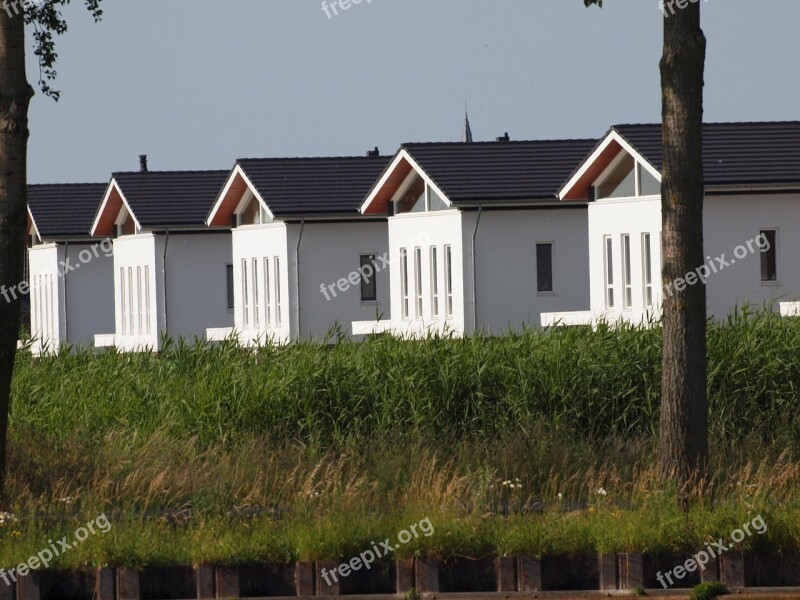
[90,159,232,351]
[205,151,391,346]
[25,183,114,355]
[353,135,598,338]
[542,121,800,327]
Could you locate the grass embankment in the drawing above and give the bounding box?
[3,307,800,569]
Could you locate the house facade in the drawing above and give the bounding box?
[26,183,114,355]
[542,121,800,327]
[206,153,391,346]
[354,137,598,338]
[90,164,232,351]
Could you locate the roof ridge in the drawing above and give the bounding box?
[402,138,596,147]
[237,155,388,162]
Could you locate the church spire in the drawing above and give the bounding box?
[462,101,473,143]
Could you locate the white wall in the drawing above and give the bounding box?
[111,233,161,351]
[232,223,291,345]
[469,207,591,335]
[586,195,662,324]
[163,232,233,341]
[28,244,62,354]
[704,193,800,317]
[386,210,466,337]
[288,220,390,341]
[62,242,115,349]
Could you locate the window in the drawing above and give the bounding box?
[144,266,151,334]
[621,234,632,309]
[400,248,410,319]
[264,258,272,326]
[428,185,449,211]
[360,254,377,302]
[242,258,250,327]
[638,164,661,196]
[137,266,143,334]
[120,268,127,335]
[274,257,282,327]
[226,264,234,311]
[238,196,271,226]
[536,243,553,293]
[642,233,653,308]
[444,245,453,317]
[760,229,778,282]
[127,267,134,335]
[604,236,615,309]
[252,259,260,328]
[430,247,440,318]
[414,247,423,318]
[598,154,636,199]
[397,177,450,213]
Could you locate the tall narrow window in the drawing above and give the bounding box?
[430,247,440,318]
[225,264,234,311]
[360,254,377,302]
[414,247,423,319]
[127,267,134,335]
[760,229,778,282]
[144,266,151,334]
[264,258,272,326]
[444,245,454,317]
[274,257,282,327]
[621,234,632,308]
[120,267,127,335]
[44,274,51,341]
[137,266,143,334]
[252,258,260,328]
[536,243,553,293]
[642,233,653,308]
[400,248,409,319]
[242,258,250,327]
[604,236,615,309]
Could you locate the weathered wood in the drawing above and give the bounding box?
[617,553,644,589]
[395,558,414,593]
[317,560,340,595]
[196,564,214,599]
[415,557,440,592]
[599,554,617,590]
[721,552,746,588]
[117,568,140,600]
[215,566,239,599]
[96,568,115,600]
[295,562,315,596]
[517,556,542,591]
[497,556,517,592]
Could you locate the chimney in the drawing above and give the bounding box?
[139,154,148,172]
[367,147,380,157]
[496,133,510,143]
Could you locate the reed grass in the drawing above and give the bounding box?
[2,307,800,568]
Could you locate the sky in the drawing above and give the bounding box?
[24,0,800,183]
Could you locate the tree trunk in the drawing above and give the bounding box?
[657,4,708,493]
[0,9,33,499]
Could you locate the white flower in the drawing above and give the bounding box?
[557,492,563,500]
[596,487,607,496]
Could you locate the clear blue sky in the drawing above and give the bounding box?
[25,0,799,183]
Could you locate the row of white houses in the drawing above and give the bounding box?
[24,121,800,354]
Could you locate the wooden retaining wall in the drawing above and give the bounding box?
[2,551,798,599]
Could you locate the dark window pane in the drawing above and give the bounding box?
[536,243,553,293]
[760,230,777,281]
[226,264,234,310]
[360,254,377,301]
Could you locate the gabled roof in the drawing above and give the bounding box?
[361,138,598,214]
[92,170,229,236]
[615,121,800,186]
[27,183,108,239]
[207,155,391,226]
[560,121,800,200]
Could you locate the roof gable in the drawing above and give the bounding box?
[27,183,108,239]
[362,138,598,213]
[562,121,800,199]
[208,155,391,226]
[92,170,229,236]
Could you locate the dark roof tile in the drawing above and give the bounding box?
[28,183,108,239]
[613,121,800,186]
[400,139,598,204]
[113,170,230,228]
[237,156,392,217]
